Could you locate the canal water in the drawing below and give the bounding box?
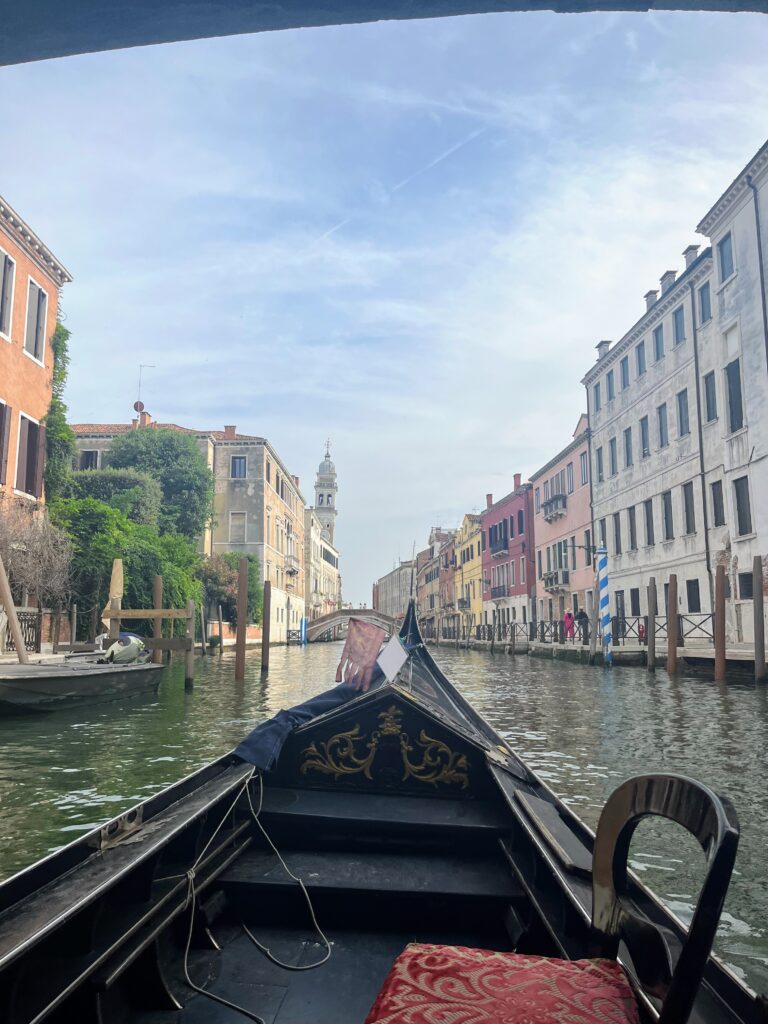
[1,645,766,991]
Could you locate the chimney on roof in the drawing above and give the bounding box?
[139,410,153,428]
[644,289,658,311]
[486,493,493,509]
[596,340,611,360]
[223,425,236,439]
[660,270,677,294]
[292,475,300,488]
[683,244,700,268]
[514,472,521,489]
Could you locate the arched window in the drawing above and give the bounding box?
[318,494,324,505]
[327,494,333,505]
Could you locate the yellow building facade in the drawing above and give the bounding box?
[454,513,484,638]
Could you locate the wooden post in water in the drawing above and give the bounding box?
[0,553,29,665]
[152,576,163,665]
[647,577,657,672]
[753,556,765,683]
[199,602,207,656]
[185,599,195,687]
[715,564,726,683]
[52,606,62,654]
[588,594,598,666]
[218,603,224,657]
[667,574,678,674]
[261,580,272,673]
[235,557,248,681]
[70,603,77,649]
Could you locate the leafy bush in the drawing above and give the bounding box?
[199,553,262,626]
[69,468,162,527]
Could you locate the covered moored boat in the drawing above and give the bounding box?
[0,604,765,1024]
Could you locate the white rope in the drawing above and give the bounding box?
[242,772,332,971]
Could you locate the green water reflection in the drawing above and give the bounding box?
[0,644,766,991]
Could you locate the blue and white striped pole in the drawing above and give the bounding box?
[596,546,613,667]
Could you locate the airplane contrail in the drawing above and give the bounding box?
[314,125,489,243]
[390,126,489,193]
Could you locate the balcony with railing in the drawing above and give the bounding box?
[542,493,567,522]
[457,597,470,610]
[543,568,569,591]
[489,536,509,557]
[490,584,509,599]
[285,553,300,576]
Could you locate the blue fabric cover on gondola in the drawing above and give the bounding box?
[232,671,385,770]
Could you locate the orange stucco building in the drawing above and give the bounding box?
[0,196,72,501]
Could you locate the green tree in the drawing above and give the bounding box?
[69,468,162,527]
[43,323,77,501]
[49,497,202,638]
[105,428,214,540]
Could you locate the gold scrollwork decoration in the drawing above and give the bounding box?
[300,705,469,789]
[400,730,469,789]
[301,725,378,780]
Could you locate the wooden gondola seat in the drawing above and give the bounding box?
[364,774,739,1024]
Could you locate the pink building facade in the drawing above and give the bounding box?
[530,416,594,625]
[481,473,535,627]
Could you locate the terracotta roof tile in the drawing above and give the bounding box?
[71,422,264,441]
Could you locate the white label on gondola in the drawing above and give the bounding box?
[377,634,409,682]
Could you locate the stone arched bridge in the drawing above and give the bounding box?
[307,608,397,643]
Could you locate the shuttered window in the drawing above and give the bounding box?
[0,402,11,485]
[24,280,48,361]
[14,414,45,497]
[229,512,246,544]
[0,252,15,337]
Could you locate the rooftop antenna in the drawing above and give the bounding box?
[137,364,155,408]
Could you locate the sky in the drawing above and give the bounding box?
[1,9,768,604]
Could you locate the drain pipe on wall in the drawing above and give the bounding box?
[689,279,714,611]
[746,174,768,373]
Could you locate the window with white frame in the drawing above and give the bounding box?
[230,455,247,478]
[672,306,685,345]
[0,250,15,338]
[733,476,752,536]
[0,400,10,486]
[15,414,43,497]
[566,462,573,494]
[24,279,48,362]
[718,232,734,282]
[580,451,588,485]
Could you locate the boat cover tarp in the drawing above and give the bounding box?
[233,676,385,770]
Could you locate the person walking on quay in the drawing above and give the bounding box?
[575,607,588,643]
[563,608,575,640]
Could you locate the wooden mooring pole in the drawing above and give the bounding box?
[235,557,248,681]
[152,576,163,665]
[218,603,224,657]
[0,553,29,665]
[70,603,78,649]
[715,564,726,683]
[185,599,195,687]
[261,580,272,674]
[754,556,765,683]
[647,577,657,672]
[199,603,207,656]
[667,574,678,675]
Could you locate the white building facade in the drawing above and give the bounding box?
[373,561,414,621]
[583,248,713,622]
[695,140,768,641]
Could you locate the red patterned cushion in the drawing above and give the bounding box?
[365,943,640,1024]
